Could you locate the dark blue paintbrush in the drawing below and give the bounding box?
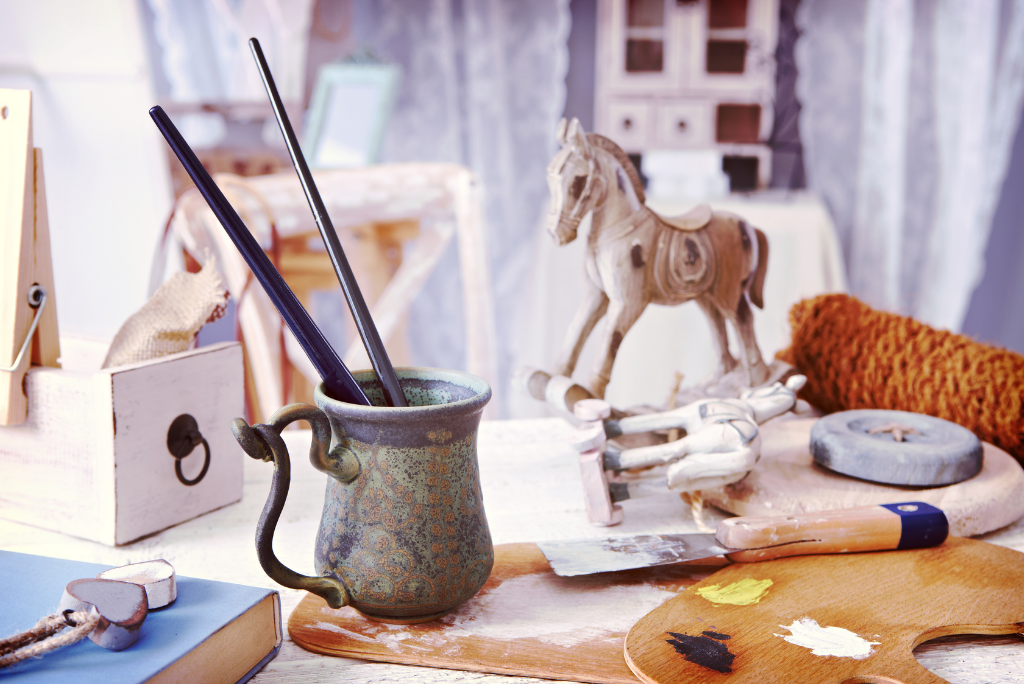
[249,37,407,408]
[149,105,370,406]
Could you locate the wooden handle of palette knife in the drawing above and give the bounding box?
[717,502,949,563]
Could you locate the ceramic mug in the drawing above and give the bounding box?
[231,368,493,623]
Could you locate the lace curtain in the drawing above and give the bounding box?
[348,0,571,413]
[148,0,313,102]
[795,0,1024,331]
[146,0,571,415]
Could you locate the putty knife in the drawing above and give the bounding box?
[537,502,948,576]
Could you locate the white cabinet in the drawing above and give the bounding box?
[654,100,710,147]
[595,0,779,189]
[605,99,653,149]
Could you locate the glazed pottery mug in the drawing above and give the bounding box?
[231,368,493,623]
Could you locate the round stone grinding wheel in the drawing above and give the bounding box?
[810,409,983,486]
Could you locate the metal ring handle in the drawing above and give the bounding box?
[1,285,46,373]
[166,414,211,486]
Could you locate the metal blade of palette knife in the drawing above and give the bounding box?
[537,534,735,577]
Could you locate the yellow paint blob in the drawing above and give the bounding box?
[695,578,773,606]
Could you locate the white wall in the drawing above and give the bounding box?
[0,0,173,342]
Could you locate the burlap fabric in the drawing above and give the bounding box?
[102,257,228,368]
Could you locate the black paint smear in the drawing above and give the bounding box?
[666,630,736,674]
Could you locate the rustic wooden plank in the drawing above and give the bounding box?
[703,416,1024,537]
[0,89,36,424]
[29,147,60,368]
[288,542,725,684]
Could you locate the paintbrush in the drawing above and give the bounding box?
[149,105,371,406]
[537,502,949,576]
[248,37,407,408]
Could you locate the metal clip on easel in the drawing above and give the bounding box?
[0,286,47,373]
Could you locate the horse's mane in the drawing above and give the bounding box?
[585,133,646,205]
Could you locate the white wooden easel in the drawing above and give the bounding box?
[0,89,60,425]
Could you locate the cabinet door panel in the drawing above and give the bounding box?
[603,100,652,151]
[655,101,712,147]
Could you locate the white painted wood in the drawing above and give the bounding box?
[1,419,1022,682]
[97,558,176,609]
[110,343,244,544]
[0,342,244,545]
[59,578,148,651]
[0,88,36,425]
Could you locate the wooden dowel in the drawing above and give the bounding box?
[149,106,370,406]
[249,38,407,408]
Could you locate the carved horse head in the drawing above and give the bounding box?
[546,118,602,246]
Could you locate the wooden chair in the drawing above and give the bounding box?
[161,164,499,421]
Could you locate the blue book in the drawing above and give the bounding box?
[0,551,281,683]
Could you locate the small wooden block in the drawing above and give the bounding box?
[59,578,148,651]
[98,559,176,609]
[545,374,595,413]
[579,448,622,526]
[574,398,612,421]
[569,423,606,453]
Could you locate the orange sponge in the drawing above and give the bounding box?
[777,294,1024,463]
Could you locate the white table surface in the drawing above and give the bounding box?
[2,418,1023,683]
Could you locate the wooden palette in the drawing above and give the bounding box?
[289,542,725,683]
[703,416,1024,536]
[624,536,1024,684]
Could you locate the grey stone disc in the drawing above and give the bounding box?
[810,409,983,487]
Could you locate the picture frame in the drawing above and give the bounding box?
[303,62,401,169]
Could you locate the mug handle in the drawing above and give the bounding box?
[231,403,361,609]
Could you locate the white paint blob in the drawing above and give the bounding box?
[439,573,677,648]
[775,617,880,659]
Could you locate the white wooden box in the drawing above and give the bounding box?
[0,342,244,545]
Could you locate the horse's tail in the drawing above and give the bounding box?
[749,228,769,309]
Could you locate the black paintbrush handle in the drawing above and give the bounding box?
[249,38,407,408]
[149,105,370,406]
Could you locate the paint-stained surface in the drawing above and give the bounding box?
[630,243,645,268]
[666,630,736,673]
[775,617,880,659]
[684,237,700,265]
[696,578,773,606]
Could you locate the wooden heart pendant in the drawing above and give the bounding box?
[58,578,148,651]
[98,559,176,609]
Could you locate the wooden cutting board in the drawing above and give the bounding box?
[624,536,1024,684]
[289,542,725,683]
[703,416,1024,536]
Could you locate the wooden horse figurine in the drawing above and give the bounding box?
[546,118,770,399]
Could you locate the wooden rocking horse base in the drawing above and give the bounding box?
[702,415,1024,537]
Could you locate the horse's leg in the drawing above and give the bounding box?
[730,296,770,386]
[553,280,609,378]
[696,297,739,377]
[588,297,645,399]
